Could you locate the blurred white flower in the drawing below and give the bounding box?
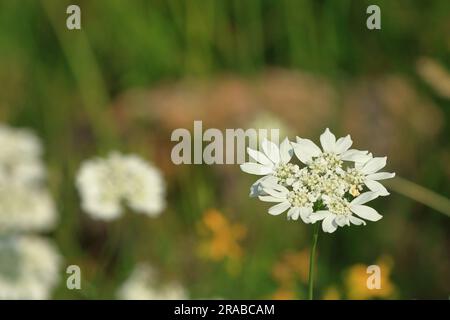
[0,124,57,233]
[0,235,61,300]
[241,128,395,233]
[0,182,57,233]
[117,264,187,300]
[76,152,166,220]
[0,124,45,185]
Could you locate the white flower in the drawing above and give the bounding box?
[117,264,187,300]
[0,182,57,233]
[240,138,295,196]
[240,128,395,233]
[76,152,166,221]
[0,235,61,300]
[348,156,396,196]
[292,128,370,168]
[309,192,382,233]
[258,182,317,223]
[0,124,45,185]
[0,124,57,233]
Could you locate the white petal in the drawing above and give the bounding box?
[261,139,280,164]
[341,149,370,163]
[351,205,383,221]
[259,195,283,203]
[247,148,273,166]
[262,183,289,197]
[335,135,353,154]
[335,215,348,227]
[249,176,274,197]
[299,207,313,223]
[322,214,337,233]
[365,179,390,196]
[309,210,330,223]
[249,182,262,197]
[320,128,336,153]
[361,157,387,175]
[366,172,395,181]
[349,215,366,226]
[350,191,379,205]
[268,201,291,215]
[288,207,300,220]
[279,138,293,163]
[240,162,273,175]
[293,138,321,164]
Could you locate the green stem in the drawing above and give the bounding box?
[308,223,320,300]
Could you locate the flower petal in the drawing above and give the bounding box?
[350,191,379,205]
[268,201,291,215]
[322,214,337,233]
[361,157,387,175]
[366,172,395,181]
[335,215,348,227]
[293,138,321,164]
[279,138,293,163]
[365,179,390,196]
[249,176,277,197]
[341,149,370,163]
[259,195,283,203]
[309,210,330,223]
[288,207,300,220]
[349,215,366,226]
[240,162,273,175]
[262,183,289,196]
[351,205,383,221]
[299,207,313,223]
[335,135,353,154]
[320,128,336,153]
[247,148,273,166]
[261,139,280,164]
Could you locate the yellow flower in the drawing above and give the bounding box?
[197,209,246,266]
[345,256,396,300]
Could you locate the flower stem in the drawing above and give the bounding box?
[308,223,320,300]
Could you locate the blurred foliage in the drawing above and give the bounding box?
[0,0,449,299]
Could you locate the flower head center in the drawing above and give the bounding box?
[287,187,311,208]
[310,152,342,174]
[325,197,351,216]
[274,163,299,185]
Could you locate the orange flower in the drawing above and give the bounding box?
[197,209,246,265]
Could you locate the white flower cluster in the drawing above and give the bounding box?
[76,152,166,221]
[240,128,395,233]
[0,235,61,299]
[116,264,187,300]
[0,125,57,232]
[0,124,60,299]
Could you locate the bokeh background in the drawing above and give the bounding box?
[0,0,449,299]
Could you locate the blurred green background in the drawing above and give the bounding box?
[0,0,449,299]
